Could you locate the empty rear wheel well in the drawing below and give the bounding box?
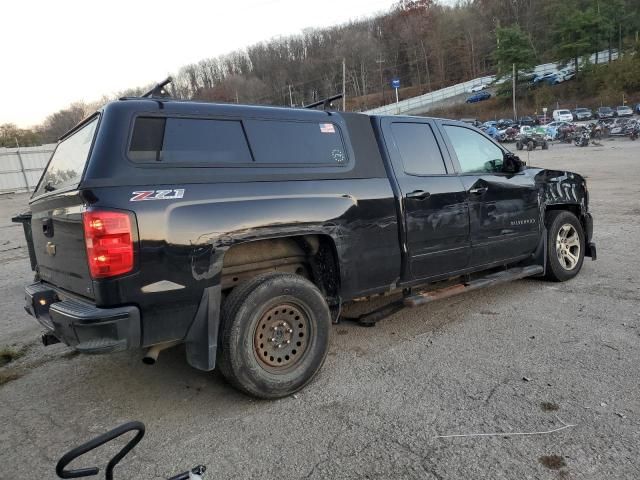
[221,235,340,299]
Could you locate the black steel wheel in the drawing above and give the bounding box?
[217,272,331,398]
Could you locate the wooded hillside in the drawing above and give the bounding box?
[2,0,639,146]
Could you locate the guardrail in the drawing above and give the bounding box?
[365,49,619,116]
[0,144,55,194]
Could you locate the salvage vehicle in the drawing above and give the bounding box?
[614,105,634,118]
[515,126,550,150]
[13,80,596,399]
[571,108,593,121]
[465,91,491,103]
[595,106,615,119]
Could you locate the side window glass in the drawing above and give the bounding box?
[444,125,504,174]
[390,122,447,175]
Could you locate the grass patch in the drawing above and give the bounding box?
[0,345,26,367]
[0,369,22,386]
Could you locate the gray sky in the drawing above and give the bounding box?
[1,0,396,127]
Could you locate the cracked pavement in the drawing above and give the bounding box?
[1,139,639,479]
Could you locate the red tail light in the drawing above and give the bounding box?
[83,210,135,279]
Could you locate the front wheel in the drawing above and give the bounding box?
[545,210,585,282]
[217,272,331,398]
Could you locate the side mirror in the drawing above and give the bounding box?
[503,152,525,173]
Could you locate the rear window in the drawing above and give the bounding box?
[243,120,347,166]
[129,117,253,164]
[35,116,98,196]
[557,110,571,115]
[129,117,347,167]
[390,122,447,175]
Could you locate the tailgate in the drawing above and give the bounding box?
[30,193,94,299]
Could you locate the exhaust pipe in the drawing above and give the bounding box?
[142,341,180,365]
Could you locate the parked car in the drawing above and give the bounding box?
[553,109,574,122]
[13,85,596,399]
[572,108,593,121]
[536,115,552,125]
[466,91,491,103]
[532,72,560,86]
[596,106,615,119]
[469,83,489,93]
[518,116,536,126]
[497,118,515,129]
[558,67,576,81]
[615,105,634,117]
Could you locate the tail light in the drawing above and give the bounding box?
[83,210,135,279]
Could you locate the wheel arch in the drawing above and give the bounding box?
[220,234,341,301]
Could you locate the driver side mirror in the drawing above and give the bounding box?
[503,152,525,173]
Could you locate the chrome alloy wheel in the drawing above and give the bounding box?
[555,223,581,270]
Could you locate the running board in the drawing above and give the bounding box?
[404,265,544,308]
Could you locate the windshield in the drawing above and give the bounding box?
[34,116,98,197]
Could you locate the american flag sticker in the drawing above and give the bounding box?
[319,123,336,133]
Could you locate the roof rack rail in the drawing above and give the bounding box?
[141,77,173,98]
[304,93,343,111]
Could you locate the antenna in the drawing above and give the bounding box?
[141,77,173,98]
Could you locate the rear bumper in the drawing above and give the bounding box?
[25,282,141,354]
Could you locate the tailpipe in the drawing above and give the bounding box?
[142,341,180,365]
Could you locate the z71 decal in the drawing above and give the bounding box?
[130,189,185,202]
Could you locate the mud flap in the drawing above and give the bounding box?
[185,285,221,371]
[531,227,548,277]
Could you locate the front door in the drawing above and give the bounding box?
[383,119,470,281]
[439,123,540,267]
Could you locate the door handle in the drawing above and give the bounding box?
[406,190,431,200]
[469,186,488,195]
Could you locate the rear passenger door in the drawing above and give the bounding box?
[382,118,470,281]
[439,123,540,267]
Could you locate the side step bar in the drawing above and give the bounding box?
[404,265,543,308]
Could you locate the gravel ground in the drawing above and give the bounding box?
[0,138,639,480]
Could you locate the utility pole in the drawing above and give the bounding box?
[512,63,517,121]
[342,58,346,111]
[288,84,293,107]
[376,53,385,102]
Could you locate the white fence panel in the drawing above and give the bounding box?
[0,144,56,193]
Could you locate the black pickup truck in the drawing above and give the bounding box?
[15,93,595,398]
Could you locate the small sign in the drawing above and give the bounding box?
[391,78,401,89]
[319,123,335,133]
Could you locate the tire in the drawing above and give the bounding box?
[527,140,534,151]
[516,141,523,151]
[217,272,331,399]
[542,141,549,150]
[544,210,585,282]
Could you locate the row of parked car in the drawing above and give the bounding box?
[555,105,638,121]
[465,68,578,103]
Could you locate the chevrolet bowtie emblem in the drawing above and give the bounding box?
[46,242,56,256]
